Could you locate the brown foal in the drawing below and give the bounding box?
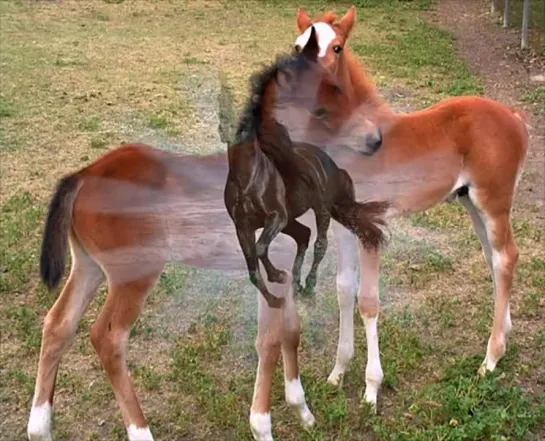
[293,6,529,411]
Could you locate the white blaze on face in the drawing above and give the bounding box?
[295,22,337,57]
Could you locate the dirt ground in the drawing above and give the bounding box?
[432,0,545,220]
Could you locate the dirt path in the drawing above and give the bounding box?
[430,0,545,221]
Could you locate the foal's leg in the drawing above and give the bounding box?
[28,240,104,441]
[357,247,383,410]
[256,211,289,284]
[278,220,311,292]
[459,196,494,274]
[281,276,314,428]
[250,277,285,441]
[236,224,285,308]
[467,191,517,375]
[303,208,330,294]
[89,266,163,441]
[327,221,359,386]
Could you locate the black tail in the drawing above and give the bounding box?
[331,169,389,250]
[40,174,81,290]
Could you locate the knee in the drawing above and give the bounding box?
[358,294,379,318]
[336,271,358,304]
[255,336,281,360]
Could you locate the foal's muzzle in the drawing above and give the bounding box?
[363,129,383,155]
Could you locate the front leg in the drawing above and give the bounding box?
[304,208,330,295]
[281,220,311,293]
[236,225,285,309]
[256,211,288,285]
[358,246,383,411]
[327,221,359,386]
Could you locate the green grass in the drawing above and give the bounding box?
[1,1,544,440]
[351,15,484,104]
[522,85,545,115]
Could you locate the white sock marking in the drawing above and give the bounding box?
[363,315,383,407]
[249,412,273,441]
[127,425,154,441]
[285,377,315,428]
[27,401,52,441]
[295,22,337,57]
[328,223,359,385]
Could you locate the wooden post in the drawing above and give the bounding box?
[503,0,510,28]
[491,0,500,14]
[521,0,531,49]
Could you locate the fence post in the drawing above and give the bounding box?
[491,0,500,14]
[503,0,510,28]
[521,0,531,49]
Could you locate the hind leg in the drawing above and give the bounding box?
[256,211,289,284]
[28,239,104,441]
[89,266,163,441]
[466,189,517,374]
[478,213,516,373]
[304,208,330,295]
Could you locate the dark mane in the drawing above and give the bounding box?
[235,52,311,144]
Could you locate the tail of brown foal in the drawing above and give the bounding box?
[331,169,388,250]
[40,173,81,290]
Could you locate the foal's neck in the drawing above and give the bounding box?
[343,49,394,122]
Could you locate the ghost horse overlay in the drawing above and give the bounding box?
[224,28,388,308]
[294,6,530,410]
[27,36,387,441]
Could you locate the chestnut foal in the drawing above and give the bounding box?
[27,41,383,441]
[293,6,529,410]
[225,31,387,308]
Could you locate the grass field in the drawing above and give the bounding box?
[1,1,544,440]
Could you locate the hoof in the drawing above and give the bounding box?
[268,269,288,284]
[326,370,343,387]
[301,285,316,297]
[300,406,316,429]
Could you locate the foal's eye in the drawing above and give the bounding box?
[333,45,343,54]
[313,108,328,119]
[294,44,301,52]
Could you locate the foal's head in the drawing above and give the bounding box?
[237,26,381,156]
[293,7,384,155]
[294,7,355,71]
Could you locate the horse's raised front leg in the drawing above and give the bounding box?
[327,221,359,386]
[257,211,289,285]
[236,223,285,309]
[357,246,383,411]
[280,220,311,293]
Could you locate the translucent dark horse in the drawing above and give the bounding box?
[224,28,388,308]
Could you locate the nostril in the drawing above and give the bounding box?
[365,132,382,151]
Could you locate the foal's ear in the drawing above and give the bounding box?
[275,69,293,91]
[338,6,356,37]
[302,26,319,61]
[296,8,312,32]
